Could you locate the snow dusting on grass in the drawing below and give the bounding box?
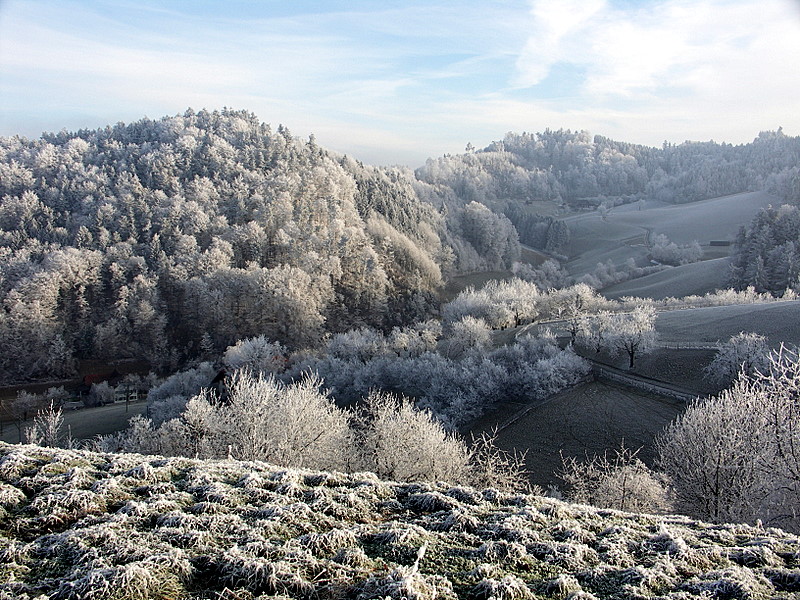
[0,441,798,599]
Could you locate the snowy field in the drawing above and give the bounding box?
[602,258,732,300]
[562,191,776,278]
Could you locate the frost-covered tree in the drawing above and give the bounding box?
[650,234,703,266]
[609,304,657,368]
[657,347,800,531]
[551,283,600,343]
[350,391,471,483]
[223,335,287,374]
[213,372,350,470]
[576,311,614,354]
[439,316,492,359]
[704,331,770,386]
[656,377,775,525]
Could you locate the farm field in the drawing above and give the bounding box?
[602,257,731,300]
[654,300,800,347]
[560,191,776,278]
[473,380,684,487]
[588,347,720,396]
[0,401,146,444]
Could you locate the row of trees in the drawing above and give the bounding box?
[145,319,590,431]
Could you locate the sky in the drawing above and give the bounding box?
[1,0,799,166]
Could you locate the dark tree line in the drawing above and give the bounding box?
[729,204,800,294]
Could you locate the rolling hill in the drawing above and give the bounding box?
[602,258,732,300]
[654,300,800,347]
[561,191,777,279]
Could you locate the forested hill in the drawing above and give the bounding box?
[417,128,800,207]
[1,109,798,384]
[0,109,520,382]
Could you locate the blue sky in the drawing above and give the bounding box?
[1,0,798,166]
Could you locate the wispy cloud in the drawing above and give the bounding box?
[0,0,798,165]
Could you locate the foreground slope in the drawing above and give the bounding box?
[1,443,798,600]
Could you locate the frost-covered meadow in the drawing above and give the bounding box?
[1,442,799,600]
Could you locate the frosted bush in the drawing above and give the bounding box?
[223,335,287,373]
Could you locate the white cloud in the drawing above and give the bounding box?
[514,0,800,102]
[513,0,606,87]
[0,0,798,165]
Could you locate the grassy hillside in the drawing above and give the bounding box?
[654,300,800,347]
[601,258,731,300]
[1,443,799,599]
[561,192,776,278]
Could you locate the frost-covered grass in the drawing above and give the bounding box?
[1,443,798,599]
[654,301,800,348]
[602,258,731,301]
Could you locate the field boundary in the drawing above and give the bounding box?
[588,360,699,402]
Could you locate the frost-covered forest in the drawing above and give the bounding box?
[0,109,521,383]
[1,109,798,383]
[3,110,800,527]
